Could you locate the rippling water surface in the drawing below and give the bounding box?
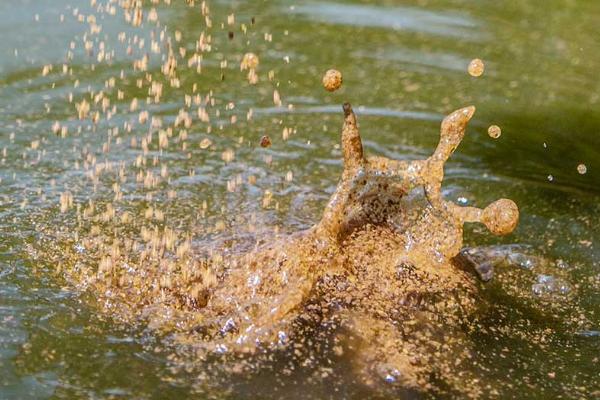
[1,0,599,398]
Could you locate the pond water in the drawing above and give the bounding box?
[1,0,599,398]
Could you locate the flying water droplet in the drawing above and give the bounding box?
[488,125,501,139]
[468,58,485,77]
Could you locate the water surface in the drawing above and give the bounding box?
[1,0,599,398]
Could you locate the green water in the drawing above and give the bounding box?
[1,0,599,398]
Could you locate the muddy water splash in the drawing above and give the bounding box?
[18,0,596,397]
[4,0,599,398]
[192,102,519,392]
[37,96,519,395]
[25,2,522,394]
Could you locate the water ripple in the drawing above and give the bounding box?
[255,104,441,121]
[290,1,483,40]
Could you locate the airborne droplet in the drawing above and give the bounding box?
[488,125,501,139]
[240,53,259,70]
[322,69,343,92]
[468,58,485,77]
[260,135,272,148]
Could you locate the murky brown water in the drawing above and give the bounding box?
[1,1,599,399]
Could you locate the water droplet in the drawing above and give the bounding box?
[322,69,343,92]
[488,125,501,139]
[260,135,271,148]
[240,53,259,70]
[468,58,485,77]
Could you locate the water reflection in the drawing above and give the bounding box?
[291,1,482,39]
